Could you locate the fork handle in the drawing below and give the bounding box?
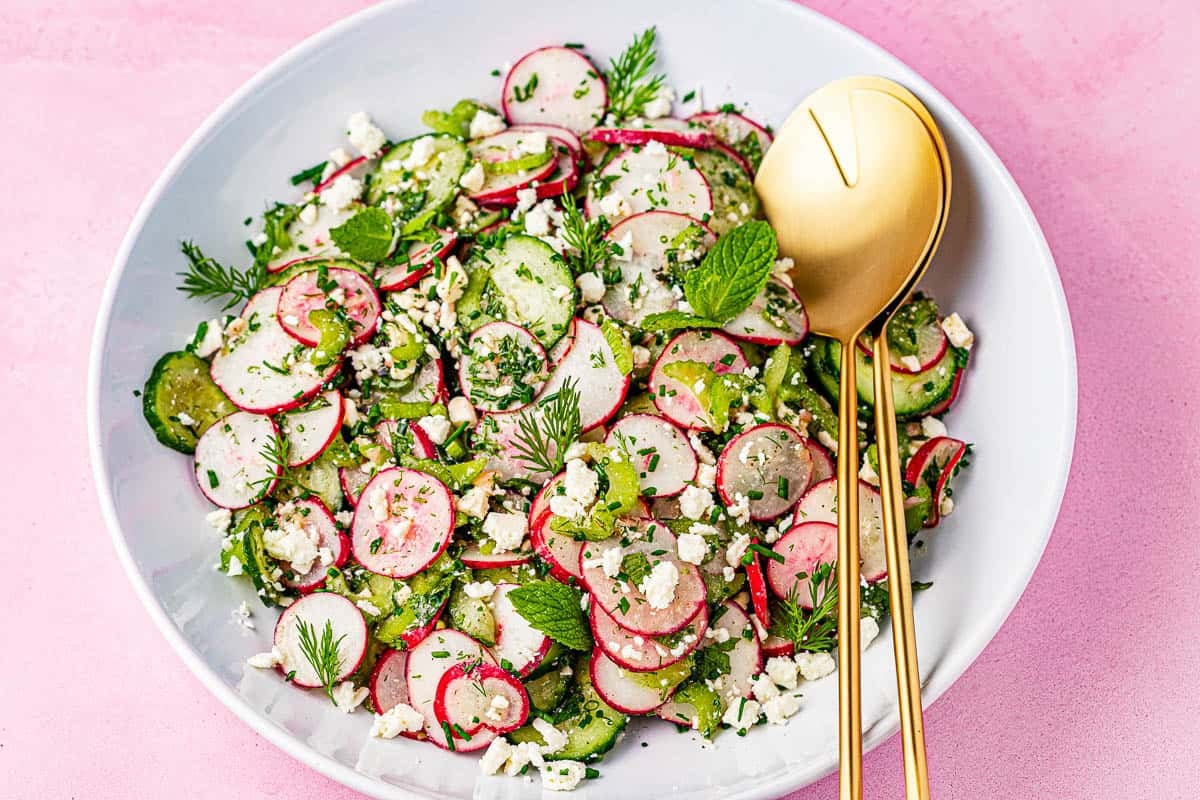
[836,337,863,800]
[872,331,932,800]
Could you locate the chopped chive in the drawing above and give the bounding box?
[369,537,383,554]
[747,489,764,500]
[289,161,327,186]
[647,453,660,472]
[585,767,600,779]
[618,597,630,615]
[431,650,450,658]
[777,476,789,498]
[452,723,472,741]
[206,470,219,488]
[719,353,736,366]
[749,542,784,563]
[441,721,456,751]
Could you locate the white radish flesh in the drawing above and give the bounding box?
[491,583,553,677]
[794,477,887,581]
[721,279,809,346]
[376,228,457,292]
[716,423,812,520]
[649,330,748,431]
[806,438,835,486]
[277,267,380,347]
[704,601,763,701]
[587,146,713,222]
[272,592,368,688]
[600,211,715,326]
[193,411,280,509]
[434,661,529,737]
[405,629,495,748]
[588,649,677,715]
[502,46,608,134]
[458,321,548,412]
[605,413,698,497]
[350,467,455,578]
[767,521,838,607]
[591,600,707,673]
[282,391,343,467]
[537,318,630,432]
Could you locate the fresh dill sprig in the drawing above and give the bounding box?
[558,193,614,275]
[295,618,346,702]
[177,241,265,310]
[771,561,840,653]
[605,27,666,122]
[509,377,581,475]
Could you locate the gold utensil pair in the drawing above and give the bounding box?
[755,76,951,800]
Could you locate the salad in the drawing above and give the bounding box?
[140,28,975,793]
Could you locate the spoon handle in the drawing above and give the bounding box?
[871,332,931,800]
[835,338,863,800]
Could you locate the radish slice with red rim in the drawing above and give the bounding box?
[282,391,343,467]
[904,436,968,528]
[546,317,576,366]
[586,145,713,223]
[376,228,458,292]
[210,288,338,414]
[579,520,706,636]
[716,423,811,520]
[265,203,359,272]
[650,330,748,431]
[537,318,630,432]
[744,541,772,626]
[767,521,838,607]
[505,124,583,159]
[278,267,380,347]
[474,411,557,484]
[350,467,455,578]
[391,358,448,406]
[369,649,421,739]
[272,592,368,688]
[721,279,809,346]
[605,413,697,498]
[405,629,495,749]
[491,583,553,677]
[925,367,965,416]
[502,46,607,134]
[761,633,795,658]
[704,601,763,700]
[794,477,887,581]
[313,154,374,194]
[434,661,529,738]
[585,118,716,148]
[589,649,682,715]
[339,466,370,507]
[394,597,448,652]
[591,600,707,673]
[467,132,558,204]
[193,411,280,509]
[805,438,835,486]
[688,111,773,173]
[459,546,532,569]
[458,321,549,412]
[278,497,349,592]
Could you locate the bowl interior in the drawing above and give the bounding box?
[90,1,1076,798]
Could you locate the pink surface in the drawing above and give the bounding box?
[1,1,1197,797]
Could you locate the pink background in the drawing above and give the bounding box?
[2,0,1197,797]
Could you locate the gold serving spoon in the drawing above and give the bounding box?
[754,76,951,800]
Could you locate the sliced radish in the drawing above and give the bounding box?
[585,118,716,148]
[767,521,838,608]
[369,649,420,739]
[805,438,835,486]
[590,649,680,714]
[394,597,448,651]
[193,411,280,509]
[591,600,707,673]
[502,46,607,134]
[350,467,455,578]
[272,592,368,688]
[279,497,350,592]
[458,321,549,412]
[579,521,706,636]
[649,330,748,431]
[211,288,338,414]
[605,414,697,497]
[405,629,496,749]
[546,317,576,366]
[266,203,359,272]
[855,326,949,375]
[794,477,887,582]
[481,142,581,205]
[537,318,630,432]
[925,367,965,416]
[905,436,968,528]
[721,279,809,346]
[313,155,374,194]
[506,124,583,159]
[278,267,380,347]
[491,583,553,677]
[475,411,556,484]
[716,423,811,520]
[704,601,763,699]
[530,510,584,584]
[376,228,458,292]
[403,420,439,459]
[435,661,529,739]
[281,391,343,467]
[761,634,795,658]
[339,466,370,507]
[688,111,773,173]
[587,146,713,222]
[467,138,558,205]
[393,358,448,405]
[744,543,772,627]
[459,546,531,569]
[600,211,716,327]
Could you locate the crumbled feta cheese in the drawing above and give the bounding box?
[695,463,717,490]
[463,580,496,600]
[334,509,353,527]
[447,396,478,427]
[549,459,599,520]
[513,186,538,216]
[246,646,284,669]
[417,414,452,445]
[297,202,319,225]
[328,147,352,168]
[459,160,486,192]
[861,615,880,649]
[765,656,800,690]
[722,565,736,582]
[403,136,437,170]
[676,532,707,565]
[331,681,369,713]
[576,271,606,303]
[678,485,714,521]
[205,508,232,534]
[532,717,569,754]
[722,697,761,731]
[504,740,545,776]
[392,582,413,607]
[638,561,680,610]
[611,230,634,262]
[321,174,362,211]
[817,430,839,455]
[899,354,923,372]
[941,312,974,350]
[524,202,552,235]
[458,485,491,519]
[482,511,528,553]
[480,737,513,775]
[632,345,651,370]
[597,191,632,219]
[688,432,716,465]
[346,111,386,157]
[225,555,244,577]
[726,534,751,570]
[940,494,955,516]
[762,692,802,724]
[356,599,382,616]
[485,693,512,723]
[469,109,507,139]
[921,416,948,439]
[795,651,837,681]
[589,545,623,579]
[540,760,587,792]
[263,503,321,575]
[643,139,669,157]
[642,85,675,119]
[859,458,880,487]
[751,673,780,702]
[191,318,225,358]
[370,702,424,738]
[516,130,549,155]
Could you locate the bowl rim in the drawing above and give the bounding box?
[87,1,1078,797]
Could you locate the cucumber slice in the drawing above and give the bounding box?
[447,582,496,645]
[508,656,627,762]
[142,351,236,454]
[279,449,344,511]
[458,235,574,348]
[366,134,469,230]
[822,338,959,419]
[525,668,572,714]
[658,678,724,737]
[685,147,761,236]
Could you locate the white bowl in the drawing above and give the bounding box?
[88,1,1077,797]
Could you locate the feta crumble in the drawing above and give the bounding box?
[762,692,802,724]
[370,702,424,738]
[725,532,751,567]
[721,698,761,731]
[463,580,496,600]
[941,312,974,350]
[638,561,680,610]
[416,414,452,445]
[469,109,507,139]
[576,271,606,303]
[765,656,800,690]
[331,681,369,713]
[246,647,284,669]
[321,174,362,211]
[540,760,587,792]
[678,485,714,521]
[205,508,232,534]
[482,511,527,553]
[795,651,836,681]
[921,416,948,439]
[549,459,599,520]
[459,161,486,193]
[346,111,386,157]
[676,532,707,565]
[860,615,880,649]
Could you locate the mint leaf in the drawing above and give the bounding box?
[600,317,633,375]
[639,311,723,332]
[330,207,394,262]
[505,580,593,651]
[683,220,777,323]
